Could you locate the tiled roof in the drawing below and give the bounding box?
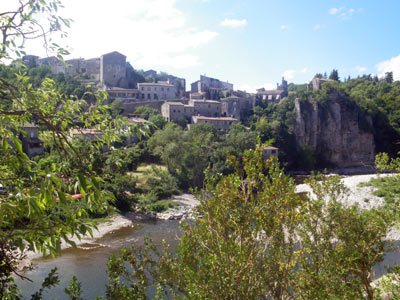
[257,89,284,95]
[191,100,221,103]
[138,82,175,87]
[192,116,238,121]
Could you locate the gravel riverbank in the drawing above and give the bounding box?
[21,174,398,267]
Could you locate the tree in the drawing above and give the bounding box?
[0,0,71,60]
[385,71,394,84]
[329,69,339,81]
[0,1,129,297]
[104,144,395,299]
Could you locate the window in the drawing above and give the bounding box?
[173,110,176,112]
[147,94,151,99]
[141,87,144,91]
[154,94,158,99]
[167,88,169,91]
[271,150,277,154]
[161,87,164,91]
[155,87,157,91]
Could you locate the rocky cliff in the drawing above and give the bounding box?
[294,92,375,168]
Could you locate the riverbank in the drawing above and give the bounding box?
[21,174,396,268]
[20,193,199,268]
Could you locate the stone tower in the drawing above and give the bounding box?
[100,51,127,87]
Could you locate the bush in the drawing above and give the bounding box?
[105,174,138,211]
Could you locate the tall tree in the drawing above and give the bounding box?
[329,69,340,81]
[385,71,394,84]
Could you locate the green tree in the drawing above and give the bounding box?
[385,72,394,84]
[0,1,133,297]
[329,69,339,81]
[105,144,395,299]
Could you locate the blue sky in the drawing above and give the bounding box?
[6,0,400,91]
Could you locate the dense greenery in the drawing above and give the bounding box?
[102,145,398,299]
[250,75,400,169]
[147,122,256,188]
[2,1,400,298]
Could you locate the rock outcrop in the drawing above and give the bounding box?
[294,92,375,168]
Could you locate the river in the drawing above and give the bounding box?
[14,218,400,299]
[15,220,183,300]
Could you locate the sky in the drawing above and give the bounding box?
[4,0,400,92]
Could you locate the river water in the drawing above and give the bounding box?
[15,218,400,299]
[15,220,183,300]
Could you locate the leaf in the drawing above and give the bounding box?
[78,173,87,192]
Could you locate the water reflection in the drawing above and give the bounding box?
[16,220,182,300]
[14,219,400,299]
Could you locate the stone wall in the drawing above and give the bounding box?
[294,93,375,168]
[100,51,127,87]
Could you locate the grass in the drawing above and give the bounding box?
[130,164,167,185]
[359,175,400,207]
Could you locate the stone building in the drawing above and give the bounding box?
[256,77,288,103]
[191,75,234,99]
[37,56,65,74]
[189,99,221,117]
[191,116,239,131]
[143,70,157,78]
[21,123,43,157]
[310,77,334,90]
[138,82,177,100]
[262,146,279,159]
[63,57,101,81]
[100,51,127,87]
[161,102,194,123]
[220,96,241,118]
[190,92,206,100]
[106,87,140,101]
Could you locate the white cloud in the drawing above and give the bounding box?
[220,18,247,29]
[330,6,360,19]
[376,54,400,81]
[313,24,323,31]
[355,66,367,73]
[329,7,344,15]
[280,25,289,30]
[236,83,275,93]
[282,68,308,80]
[21,0,218,70]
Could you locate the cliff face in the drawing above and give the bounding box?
[294,93,375,168]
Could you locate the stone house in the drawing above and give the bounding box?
[138,82,176,101]
[21,123,43,157]
[310,77,334,90]
[191,116,239,131]
[220,96,241,119]
[262,146,279,159]
[106,87,140,101]
[161,102,194,123]
[190,92,206,100]
[256,77,288,103]
[100,51,127,87]
[191,75,234,93]
[189,99,221,117]
[70,129,103,140]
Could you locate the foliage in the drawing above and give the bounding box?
[329,69,339,81]
[134,106,161,120]
[104,174,138,212]
[359,152,400,215]
[0,1,143,296]
[102,144,396,299]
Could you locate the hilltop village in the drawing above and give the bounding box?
[21,50,296,132]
